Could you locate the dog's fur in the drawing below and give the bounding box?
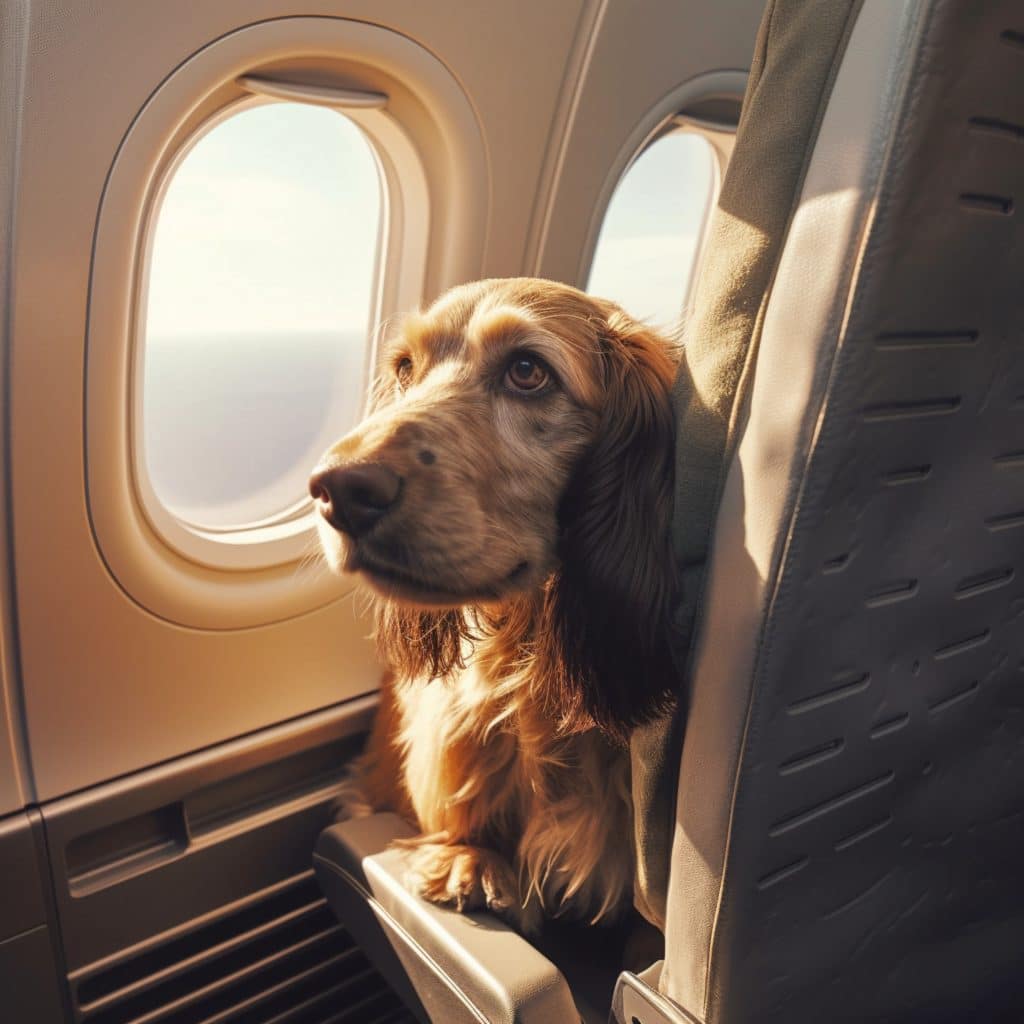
[312,278,677,932]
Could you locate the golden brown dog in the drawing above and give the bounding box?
[310,277,677,933]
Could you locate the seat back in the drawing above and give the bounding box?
[631,0,867,929]
[657,1,1024,1020]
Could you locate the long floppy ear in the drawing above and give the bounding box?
[539,310,679,744]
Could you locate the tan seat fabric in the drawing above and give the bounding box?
[633,0,864,931]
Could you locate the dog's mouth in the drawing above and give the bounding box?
[348,546,530,607]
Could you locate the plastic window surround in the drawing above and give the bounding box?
[85,18,488,630]
[575,69,744,300]
[666,113,736,318]
[649,115,732,318]
[135,87,394,568]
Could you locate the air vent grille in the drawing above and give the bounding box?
[69,872,414,1024]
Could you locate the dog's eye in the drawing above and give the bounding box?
[505,355,549,392]
[395,356,414,388]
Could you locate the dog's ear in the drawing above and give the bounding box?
[539,310,679,744]
[375,603,469,682]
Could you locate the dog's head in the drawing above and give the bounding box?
[311,277,678,739]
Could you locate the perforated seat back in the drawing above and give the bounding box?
[659,2,1024,1021]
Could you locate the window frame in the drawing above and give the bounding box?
[132,93,400,571]
[661,114,735,318]
[576,70,744,319]
[84,18,488,630]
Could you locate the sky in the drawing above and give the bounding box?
[146,102,381,339]
[587,130,714,330]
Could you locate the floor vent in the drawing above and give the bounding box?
[69,872,414,1024]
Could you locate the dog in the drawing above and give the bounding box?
[310,277,678,934]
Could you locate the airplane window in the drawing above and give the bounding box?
[141,102,381,532]
[588,129,715,331]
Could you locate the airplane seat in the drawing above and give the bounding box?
[314,1,1024,1021]
[624,0,1024,1021]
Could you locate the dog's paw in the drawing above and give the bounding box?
[403,842,541,936]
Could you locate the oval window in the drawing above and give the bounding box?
[141,101,382,533]
[588,130,715,330]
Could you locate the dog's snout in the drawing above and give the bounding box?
[309,463,403,537]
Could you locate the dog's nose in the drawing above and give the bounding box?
[309,463,403,537]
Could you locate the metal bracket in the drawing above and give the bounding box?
[611,965,701,1024]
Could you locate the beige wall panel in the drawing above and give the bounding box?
[11,0,586,800]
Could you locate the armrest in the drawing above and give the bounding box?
[313,813,582,1024]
